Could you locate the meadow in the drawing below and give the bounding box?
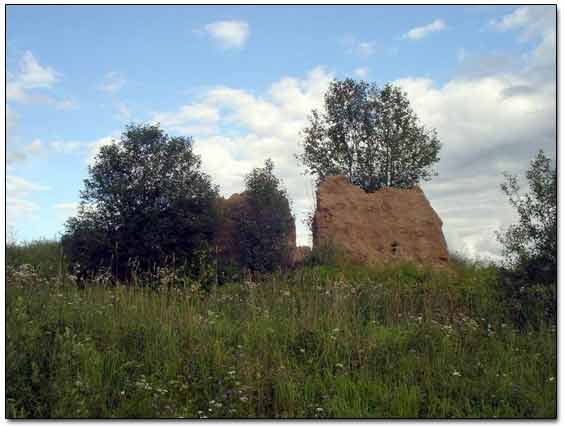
[6,240,556,418]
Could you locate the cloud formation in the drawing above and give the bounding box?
[7,51,62,104]
[203,20,250,49]
[153,66,333,244]
[403,19,446,41]
[394,7,555,259]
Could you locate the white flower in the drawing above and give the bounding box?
[452,370,461,377]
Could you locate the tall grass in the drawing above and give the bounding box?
[6,239,64,279]
[6,258,556,418]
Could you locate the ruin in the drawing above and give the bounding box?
[312,175,449,266]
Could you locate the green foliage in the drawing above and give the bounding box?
[298,78,441,192]
[6,262,555,418]
[497,150,556,283]
[237,159,293,273]
[62,123,219,281]
[496,150,556,328]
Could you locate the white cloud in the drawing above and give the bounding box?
[395,37,554,259]
[491,6,555,83]
[354,67,369,78]
[403,19,446,41]
[491,6,553,40]
[154,66,333,245]
[153,103,219,133]
[17,51,59,89]
[98,71,126,93]
[7,51,61,103]
[203,20,250,49]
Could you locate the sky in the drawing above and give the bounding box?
[6,5,556,260]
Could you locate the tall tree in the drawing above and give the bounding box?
[237,159,293,273]
[63,123,219,280]
[299,78,441,192]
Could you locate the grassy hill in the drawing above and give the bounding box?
[6,241,556,418]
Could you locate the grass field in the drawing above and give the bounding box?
[6,241,557,418]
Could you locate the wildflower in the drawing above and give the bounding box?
[452,370,461,377]
[549,377,555,382]
[335,363,344,369]
[316,407,324,412]
[240,396,248,402]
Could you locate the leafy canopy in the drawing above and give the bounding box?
[63,123,219,280]
[299,78,441,192]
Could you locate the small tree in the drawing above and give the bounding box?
[237,159,293,273]
[497,149,556,283]
[299,78,441,192]
[62,123,219,281]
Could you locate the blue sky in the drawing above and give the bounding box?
[6,5,556,259]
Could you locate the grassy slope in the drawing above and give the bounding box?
[5,245,556,418]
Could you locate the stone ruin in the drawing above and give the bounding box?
[312,175,449,266]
